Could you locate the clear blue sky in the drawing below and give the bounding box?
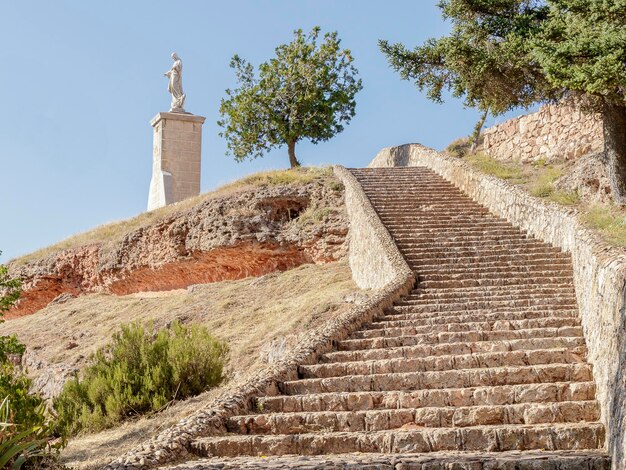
[0,1,524,262]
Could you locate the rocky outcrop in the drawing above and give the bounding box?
[8,179,348,318]
[555,152,613,203]
[483,104,603,164]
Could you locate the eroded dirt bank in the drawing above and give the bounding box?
[8,175,348,318]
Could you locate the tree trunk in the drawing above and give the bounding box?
[603,103,626,204]
[287,140,300,168]
[470,109,488,153]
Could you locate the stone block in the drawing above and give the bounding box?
[147,111,206,211]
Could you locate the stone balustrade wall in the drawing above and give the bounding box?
[333,165,414,289]
[370,143,626,469]
[483,104,603,163]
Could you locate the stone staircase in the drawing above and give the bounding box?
[181,167,609,469]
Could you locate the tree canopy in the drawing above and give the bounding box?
[0,253,20,317]
[380,0,626,201]
[219,27,363,168]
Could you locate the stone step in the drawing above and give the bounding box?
[173,450,611,470]
[257,381,596,414]
[391,298,577,313]
[418,276,573,289]
[388,304,577,316]
[406,253,567,264]
[190,422,605,457]
[409,258,572,269]
[413,263,573,273]
[382,225,523,233]
[373,311,579,327]
[228,401,599,435]
[400,243,561,254]
[355,318,579,338]
[396,294,576,308]
[381,220,514,229]
[396,243,560,254]
[282,363,591,395]
[300,348,586,379]
[399,241,553,250]
[405,287,575,302]
[323,337,586,363]
[417,271,575,283]
[337,327,582,351]
[408,284,575,298]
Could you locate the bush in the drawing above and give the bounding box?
[0,394,61,470]
[54,320,228,436]
[446,137,471,158]
[0,346,61,468]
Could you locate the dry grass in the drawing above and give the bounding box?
[580,204,626,247]
[11,167,334,266]
[0,261,361,468]
[463,152,581,206]
[459,149,626,246]
[446,137,472,158]
[465,153,528,183]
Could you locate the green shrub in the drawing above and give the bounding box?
[54,321,228,437]
[0,394,61,470]
[0,342,61,468]
[446,137,471,158]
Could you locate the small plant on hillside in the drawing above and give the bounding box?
[54,320,228,436]
[0,259,60,469]
[446,137,471,158]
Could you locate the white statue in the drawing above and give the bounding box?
[165,52,186,112]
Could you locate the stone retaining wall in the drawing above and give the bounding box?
[483,104,603,163]
[105,166,415,469]
[370,143,626,469]
[334,166,414,289]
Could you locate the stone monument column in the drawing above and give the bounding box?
[147,112,206,210]
[147,53,206,211]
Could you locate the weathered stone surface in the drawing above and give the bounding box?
[482,104,603,164]
[334,166,413,290]
[148,112,206,211]
[555,152,612,203]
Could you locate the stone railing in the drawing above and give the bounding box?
[482,104,603,163]
[333,165,414,289]
[370,143,626,469]
[105,167,415,469]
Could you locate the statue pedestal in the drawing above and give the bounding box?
[147,112,206,211]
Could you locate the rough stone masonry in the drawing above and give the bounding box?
[147,111,206,210]
[483,104,603,164]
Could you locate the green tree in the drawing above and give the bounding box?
[0,252,20,316]
[219,27,363,168]
[380,0,626,202]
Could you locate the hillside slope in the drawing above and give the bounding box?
[0,168,365,468]
[7,168,348,318]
